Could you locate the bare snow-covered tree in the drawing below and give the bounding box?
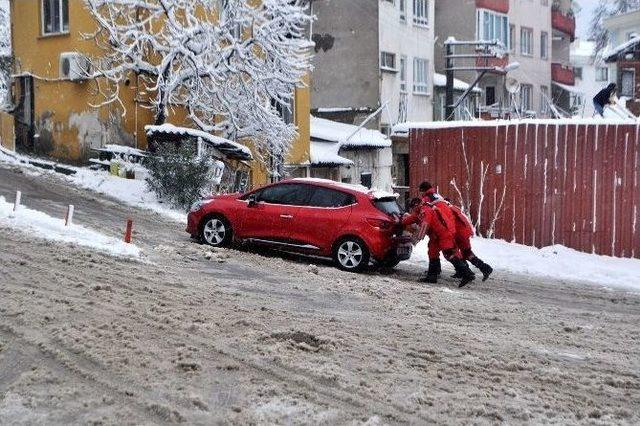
[84,0,313,161]
[0,6,11,106]
[590,0,640,57]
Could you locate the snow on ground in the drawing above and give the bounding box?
[409,237,640,291]
[0,146,186,223]
[0,196,140,257]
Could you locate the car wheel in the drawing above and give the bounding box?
[333,236,370,272]
[200,215,233,248]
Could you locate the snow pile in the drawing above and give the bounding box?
[409,237,640,291]
[433,73,483,93]
[309,140,353,166]
[0,196,140,257]
[69,168,186,223]
[0,148,186,223]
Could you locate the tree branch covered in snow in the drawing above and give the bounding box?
[83,0,313,163]
[0,6,10,106]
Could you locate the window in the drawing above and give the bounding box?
[521,84,533,111]
[413,0,429,27]
[399,55,407,92]
[257,184,311,206]
[595,67,609,82]
[476,10,509,50]
[520,27,533,56]
[374,199,402,215]
[399,0,406,21]
[574,66,583,79]
[621,69,635,97]
[485,86,496,106]
[413,58,429,94]
[360,172,373,189]
[509,25,516,53]
[540,31,548,59]
[42,0,69,35]
[540,85,549,115]
[380,51,397,71]
[307,187,355,208]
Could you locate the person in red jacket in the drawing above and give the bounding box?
[447,202,493,281]
[403,184,475,287]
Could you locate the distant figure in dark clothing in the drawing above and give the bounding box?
[593,83,617,117]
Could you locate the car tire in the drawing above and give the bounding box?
[379,256,402,269]
[200,214,233,248]
[333,236,370,272]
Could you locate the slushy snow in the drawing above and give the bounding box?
[0,196,140,257]
[409,237,640,292]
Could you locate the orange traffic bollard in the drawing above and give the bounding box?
[124,219,133,243]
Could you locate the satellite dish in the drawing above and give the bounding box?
[506,77,521,94]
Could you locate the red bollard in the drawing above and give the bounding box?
[124,219,133,243]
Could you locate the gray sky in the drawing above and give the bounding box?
[575,0,599,40]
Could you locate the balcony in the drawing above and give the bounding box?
[552,63,575,86]
[552,9,576,41]
[475,0,509,13]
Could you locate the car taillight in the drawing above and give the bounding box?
[366,218,393,230]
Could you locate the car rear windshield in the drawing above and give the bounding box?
[373,197,402,216]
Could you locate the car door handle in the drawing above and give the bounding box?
[280,214,294,219]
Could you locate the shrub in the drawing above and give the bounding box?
[145,143,214,210]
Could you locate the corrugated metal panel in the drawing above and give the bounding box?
[409,123,640,259]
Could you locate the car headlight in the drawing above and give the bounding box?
[190,199,211,212]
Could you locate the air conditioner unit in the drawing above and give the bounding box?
[59,52,90,82]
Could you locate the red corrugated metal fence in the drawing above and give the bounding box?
[409,122,640,258]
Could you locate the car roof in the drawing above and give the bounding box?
[285,178,398,200]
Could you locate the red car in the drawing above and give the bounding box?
[186,178,412,271]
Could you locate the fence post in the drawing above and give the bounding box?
[65,205,74,226]
[13,190,21,212]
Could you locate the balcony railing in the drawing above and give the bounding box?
[475,0,509,13]
[552,9,576,41]
[552,63,575,86]
[476,55,509,70]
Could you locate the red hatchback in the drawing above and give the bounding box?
[186,178,412,271]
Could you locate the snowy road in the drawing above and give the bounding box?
[1,164,640,424]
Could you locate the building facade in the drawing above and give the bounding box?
[309,0,435,192]
[434,0,575,118]
[4,0,311,187]
[570,40,612,118]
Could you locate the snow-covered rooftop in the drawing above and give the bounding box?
[310,116,391,149]
[433,73,483,93]
[145,124,252,161]
[309,140,353,166]
[603,35,640,62]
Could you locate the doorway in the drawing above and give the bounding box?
[14,76,35,153]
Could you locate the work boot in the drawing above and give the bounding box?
[419,258,441,283]
[449,258,475,288]
[418,272,438,283]
[469,257,493,281]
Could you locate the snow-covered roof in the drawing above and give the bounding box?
[433,73,483,93]
[288,178,398,199]
[603,35,640,62]
[98,144,147,157]
[145,124,252,161]
[309,140,353,166]
[310,116,391,149]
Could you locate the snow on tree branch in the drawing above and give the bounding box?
[0,6,10,106]
[83,0,314,162]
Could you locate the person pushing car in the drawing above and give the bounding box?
[402,183,475,287]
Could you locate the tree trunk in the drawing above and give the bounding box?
[154,106,166,125]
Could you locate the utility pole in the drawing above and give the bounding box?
[445,42,455,121]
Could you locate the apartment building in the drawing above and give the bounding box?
[434,0,575,118]
[310,0,435,192]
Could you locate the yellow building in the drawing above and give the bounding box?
[5,0,310,186]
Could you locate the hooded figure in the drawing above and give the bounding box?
[593,83,617,117]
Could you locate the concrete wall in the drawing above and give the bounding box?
[434,0,476,77]
[378,0,435,125]
[571,40,612,118]
[0,111,14,150]
[310,0,380,114]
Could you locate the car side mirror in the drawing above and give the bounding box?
[247,195,258,207]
